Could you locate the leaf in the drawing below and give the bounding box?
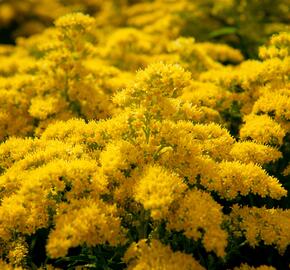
[208,27,237,38]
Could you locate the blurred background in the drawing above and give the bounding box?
[0,0,289,58]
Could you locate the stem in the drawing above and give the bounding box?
[137,208,149,239]
[142,113,151,144]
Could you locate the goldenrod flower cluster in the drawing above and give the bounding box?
[233,264,276,270]
[0,2,289,269]
[229,205,290,254]
[124,239,205,270]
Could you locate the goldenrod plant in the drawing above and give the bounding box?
[0,3,289,270]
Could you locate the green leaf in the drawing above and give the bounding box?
[208,27,237,38]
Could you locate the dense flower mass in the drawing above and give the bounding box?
[0,1,289,269]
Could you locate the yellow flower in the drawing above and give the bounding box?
[209,161,287,199]
[167,189,227,257]
[240,114,286,145]
[124,239,205,270]
[54,13,95,30]
[230,141,282,165]
[46,198,125,258]
[134,165,187,220]
[0,260,24,270]
[230,205,290,254]
[233,263,276,270]
[7,238,28,266]
[259,32,290,60]
[100,139,140,180]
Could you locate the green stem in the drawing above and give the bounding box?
[137,208,149,240]
[142,113,151,144]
